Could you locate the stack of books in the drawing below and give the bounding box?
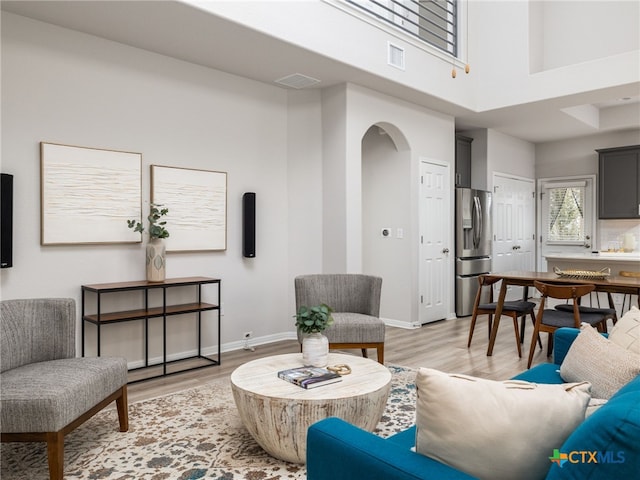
[277,366,342,389]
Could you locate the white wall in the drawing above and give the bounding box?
[536,129,640,250]
[473,1,638,110]
[0,13,303,360]
[458,128,536,191]
[531,1,639,72]
[1,11,457,351]
[362,125,412,323]
[344,84,454,325]
[536,130,640,178]
[3,3,634,353]
[191,0,477,110]
[287,90,325,280]
[321,84,349,273]
[486,130,536,188]
[197,1,638,114]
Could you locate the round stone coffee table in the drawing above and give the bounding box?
[230,353,392,464]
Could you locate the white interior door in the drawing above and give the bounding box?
[493,174,535,300]
[419,160,451,323]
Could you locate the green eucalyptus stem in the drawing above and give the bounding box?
[294,304,334,334]
[127,203,170,239]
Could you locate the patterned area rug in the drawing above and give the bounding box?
[1,365,416,479]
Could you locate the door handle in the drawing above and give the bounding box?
[472,196,482,249]
[442,248,450,254]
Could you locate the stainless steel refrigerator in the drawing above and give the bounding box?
[455,188,492,317]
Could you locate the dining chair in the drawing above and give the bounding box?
[552,271,618,329]
[554,300,617,330]
[467,275,539,358]
[527,281,609,368]
[618,271,639,317]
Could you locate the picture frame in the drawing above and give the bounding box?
[40,142,142,245]
[151,165,227,252]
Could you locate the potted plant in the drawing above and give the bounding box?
[127,204,170,282]
[294,304,334,367]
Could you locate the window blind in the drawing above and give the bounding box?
[546,185,585,242]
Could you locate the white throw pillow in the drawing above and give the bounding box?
[560,323,640,399]
[609,306,640,354]
[415,368,590,480]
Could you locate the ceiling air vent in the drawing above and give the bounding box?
[388,42,405,70]
[275,73,321,89]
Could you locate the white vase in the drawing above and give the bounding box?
[622,233,636,252]
[146,238,166,282]
[302,332,329,367]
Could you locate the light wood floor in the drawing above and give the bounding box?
[126,313,555,403]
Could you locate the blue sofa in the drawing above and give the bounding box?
[307,328,640,480]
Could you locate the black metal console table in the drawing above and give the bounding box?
[81,276,221,383]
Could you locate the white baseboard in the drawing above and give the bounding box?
[382,317,421,329]
[220,331,298,354]
[126,331,298,370]
[385,312,458,329]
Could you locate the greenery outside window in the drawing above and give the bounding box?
[546,184,585,244]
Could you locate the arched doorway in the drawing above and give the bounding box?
[361,123,413,325]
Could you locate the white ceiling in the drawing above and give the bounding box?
[3,0,639,144]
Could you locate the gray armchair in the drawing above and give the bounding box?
[295,274,385,363]
[0,298,129,480]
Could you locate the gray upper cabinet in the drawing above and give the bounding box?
[455,135,473,188]
[597,145,640,219]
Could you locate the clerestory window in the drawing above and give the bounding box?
[347,0,458,56]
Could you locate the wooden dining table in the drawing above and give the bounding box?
[483,270,640,356]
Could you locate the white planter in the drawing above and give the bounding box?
[302,332,329,367]
[146,238,166,282]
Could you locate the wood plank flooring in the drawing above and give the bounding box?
[126,314,554,403]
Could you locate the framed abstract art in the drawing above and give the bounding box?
[151,165,227,251]
[40,142,142,245]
